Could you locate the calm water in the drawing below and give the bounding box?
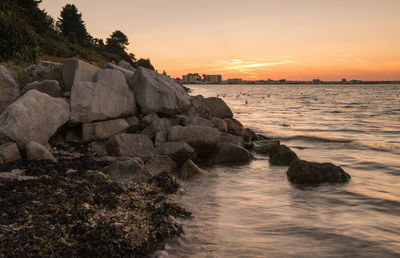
[163,84,400,257]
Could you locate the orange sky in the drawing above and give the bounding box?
[40,0,400,80]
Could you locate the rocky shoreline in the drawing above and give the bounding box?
[0,59,350,256]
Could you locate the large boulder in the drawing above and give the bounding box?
[0,142,21,164]
[269,145,299,166]
[62,58,99,91]
[125,116,141,133]
[177,159,201,180]
[287,160,351,184]
[104,63,135,81]
[155,141,196,165]
[26,141,56,162]
[141,117,172,140]
[0,90,70,148]
[208,143,253,164]
[82,119,129,142]
[218,132,245,147]
[211,117,228,132]
[128,67,191,115]
[104,159,151,184]
[178,115,212,127]
[70,69,137,123]
[118,60,136,72]
[0,65,20,114]
[167,126,220,157]
[224,118,245,135]
[184,95,233,119]
[145,155,177,176]
[203,97,233,118]
[106,134,153,160]
[253,140,280,155]
[22,79,62,97]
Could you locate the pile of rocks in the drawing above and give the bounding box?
[0,59,258,184]
[0,58,350,185]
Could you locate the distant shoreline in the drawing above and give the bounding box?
[183,80,400,85]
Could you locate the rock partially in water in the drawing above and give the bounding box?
[155,141,196,166]
[178,159,201,180]
[167,126,220,157]
[253,139,280,155]
[208,143,253,165]
[145,155,177,177]
[287,159,351,184]
[269,144,299,166]
[203,97,233,119]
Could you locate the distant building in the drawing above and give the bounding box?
[203,74,222,83]
[227,78,243,84]
[182,73,202,83]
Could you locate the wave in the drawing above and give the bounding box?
[276,135,400,153]
[279,135,354,143]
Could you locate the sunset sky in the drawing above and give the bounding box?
[40,0,400,80]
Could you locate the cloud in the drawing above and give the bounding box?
[207,59,309,72]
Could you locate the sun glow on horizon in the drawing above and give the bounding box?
[40,0,400,81]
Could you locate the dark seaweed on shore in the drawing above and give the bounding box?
[0,143,190,257]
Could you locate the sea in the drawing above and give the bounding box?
[161,84,400,257]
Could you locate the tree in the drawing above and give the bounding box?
[106,30,129,51]
[136,58,155,70]
[57,4,90,45]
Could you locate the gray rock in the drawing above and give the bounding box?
[154,131,168,146]
[26,64,49,79]
[104,63,135,81]
[0,142,21,163]
[118,60,136,72]
[218,132,245,147]
[125,116,141,132]
[72,68,97,86]
[224,118,245,135]
[253,140,280,155]
[141,118,172,140]
[208,143,253,164]
[141,113,160,128]
[62,58,99,91]
[0,90,70,148]
[167,126,220,157]
[177,159,201,180]
[106,133,154,160]
[26,141,56,162]
[184,95,209,117]
[269,145,299,166]
[155,141,196,165]
[0,169,39,181]
[82,118,129,142]
[204,97,233,118]
[70,68,137,123]
[90,141,108,156]
[104,159,151,184]
[145,155,177,176]
[211,117,228,132]
[179,115,212,127]
[0,65,20,114]
[22,79,62,97]
[287,160,351,184]
[128,67,191,115]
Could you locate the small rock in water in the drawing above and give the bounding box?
[287,160,351,184]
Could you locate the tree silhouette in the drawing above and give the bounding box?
[57,4,90,45]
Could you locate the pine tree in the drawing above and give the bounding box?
[57,4,90,45]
